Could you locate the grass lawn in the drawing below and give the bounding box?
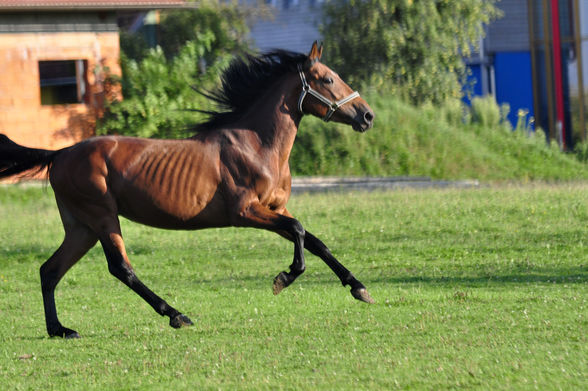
[0,183,586,390]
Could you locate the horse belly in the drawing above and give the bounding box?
[116,187,228,230]
[113,170,229,230]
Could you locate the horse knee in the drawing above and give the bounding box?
[291,219,305,238]
[275,216,305,239]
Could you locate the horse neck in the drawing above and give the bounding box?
[238,74,302,161]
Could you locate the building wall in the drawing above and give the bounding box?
[486,0,530,52]
[0,12,118,33]
[249,0,322,53]
[0,15,121,150]
[484,1,533,129]
[494,51,534,127]
[464,1,535,129]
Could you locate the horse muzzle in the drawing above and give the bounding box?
[351,105,375,133]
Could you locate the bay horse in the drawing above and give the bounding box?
[0,42,374,338]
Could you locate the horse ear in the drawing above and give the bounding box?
[308,41,323,64]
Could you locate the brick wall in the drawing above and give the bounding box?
[0,31,121,150]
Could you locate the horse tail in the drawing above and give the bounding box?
[0,134,62,180]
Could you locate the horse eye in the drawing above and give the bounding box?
[322,77,334,85]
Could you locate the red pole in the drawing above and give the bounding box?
[550,0,566,149]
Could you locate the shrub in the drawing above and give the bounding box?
[97,37,229,139]
[290,93,588,180]
[574,141,588,163]
[97,2,255,139]
[470,95,511,130]
[121,2,253,62]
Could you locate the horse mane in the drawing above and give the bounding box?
[193,49,308,132]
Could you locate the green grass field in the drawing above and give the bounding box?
[0,184,586,390]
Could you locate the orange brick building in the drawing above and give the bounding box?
[0,0,184,150]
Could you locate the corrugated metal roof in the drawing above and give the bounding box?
[0,0,187,11]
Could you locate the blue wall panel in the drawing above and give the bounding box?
[494,51,534,129]
[464,51,535,130]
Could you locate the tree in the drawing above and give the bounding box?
[321,0,501,104]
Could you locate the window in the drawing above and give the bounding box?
[39,60,87,105]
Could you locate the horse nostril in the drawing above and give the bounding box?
[364,111,374,123]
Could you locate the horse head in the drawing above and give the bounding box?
[297,41,374,132]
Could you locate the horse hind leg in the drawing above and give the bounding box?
[272,224,305,296]
[280,209,374,303]
[40,222,98,338]
[98,223,193,329]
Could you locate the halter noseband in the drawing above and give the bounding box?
[297,64,360,122]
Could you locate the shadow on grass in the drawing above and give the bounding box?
[3,245,586,289]
[0,244,105,264]
[183,265,588,290]
[0,247,54,265]
[361,265,588,286]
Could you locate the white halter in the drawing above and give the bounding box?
[297,64,360,122]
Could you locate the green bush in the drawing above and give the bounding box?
[574,141,588,163]
[97,2,254,139]
[121,2,253,63]
[470,95,510,130]
[290,94,588,181]
[97,37,228,139]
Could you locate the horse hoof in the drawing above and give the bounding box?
[49,326,80,339]
[351,288,375,304]
[64,330,81,339]
[272,271,289,295]
[170,314,193,329]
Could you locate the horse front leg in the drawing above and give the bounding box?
[235,202,306,294]
[303,231,374,303]
[272,216,305,295]
[280,209,374,303]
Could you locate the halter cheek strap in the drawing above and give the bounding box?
[297,64,360,122]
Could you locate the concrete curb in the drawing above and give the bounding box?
[291,176,480,193]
